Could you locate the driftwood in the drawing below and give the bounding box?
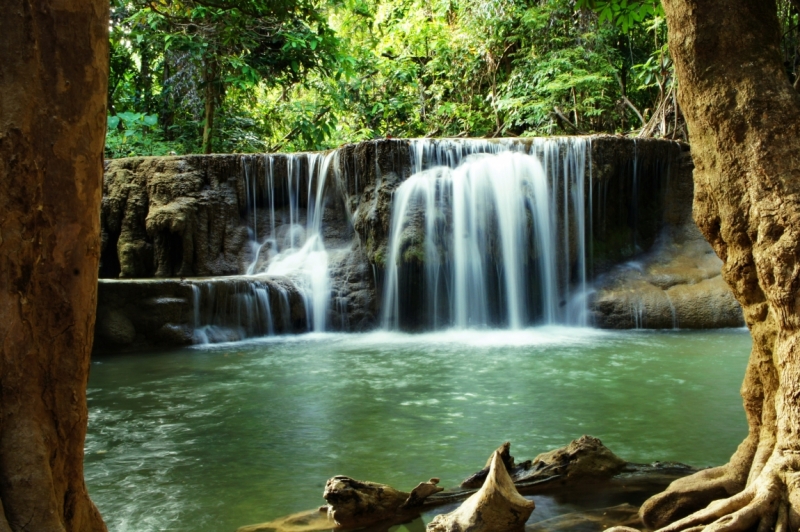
[323,476,443,529]
[427,450,535,532]
[460,436,626,490]
[237,436,695,532]
[236,507,336,532]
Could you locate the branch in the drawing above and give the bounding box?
[552,106,587,134]
[620,95,646,126]
[268,106,331,152]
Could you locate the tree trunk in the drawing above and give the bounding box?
[633,1,800,531]
[202,59,218,154]
[0,1,108,531]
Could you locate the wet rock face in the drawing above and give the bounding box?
[102,156,250,278]
[94,277,308,353]
[587,144,744,329]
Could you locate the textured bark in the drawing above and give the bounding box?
[628,1,800,531]
[0,0,108,531]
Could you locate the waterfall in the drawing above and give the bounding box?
[241,151,336,333]
[190,278,282,343]
[381,138,590,330]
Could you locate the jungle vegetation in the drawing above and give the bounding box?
[106,0,673,156]
[106,0,800,157]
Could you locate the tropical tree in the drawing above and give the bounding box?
[604,1,800,531]
[0,0,108,530]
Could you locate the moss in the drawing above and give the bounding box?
[592,226,636,271]
[372,244,386,267]
[402,244,426,264]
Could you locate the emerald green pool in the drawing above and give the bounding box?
[85,328,751,532]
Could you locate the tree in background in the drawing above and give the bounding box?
[108,0,340,154]
[0,0,108,530]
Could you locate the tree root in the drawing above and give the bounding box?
[611,459,790,532]
[639,465,747,529]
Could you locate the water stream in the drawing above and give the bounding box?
[209,138,607,339]
[85,328,751,532]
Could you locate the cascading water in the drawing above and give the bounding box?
[188,151,341,343]
[175,136,684,343]
[381,138,591,330]
[241,151,337,333]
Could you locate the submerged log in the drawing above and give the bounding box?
[427,451,535,532]
[459,436,627,490]
[323,475,442,529]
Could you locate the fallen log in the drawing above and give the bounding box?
[427,450,535,532]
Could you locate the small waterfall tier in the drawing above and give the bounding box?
[240,151,338,333]
[382,139,589,330]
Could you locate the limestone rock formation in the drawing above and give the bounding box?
[96,136,744,349]
[102,156,250,278]
[588,141,744,329]
[427,451,535,532]
[589,235,744,329]
[322,475,442,529]
[94,276,308,352]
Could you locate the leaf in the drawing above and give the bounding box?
[117,111,141,124]
[143,114,159,127]
[107,115,121,130]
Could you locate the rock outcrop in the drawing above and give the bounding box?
[589,144,744,328]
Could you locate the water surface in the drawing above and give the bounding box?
[85,328,751,532]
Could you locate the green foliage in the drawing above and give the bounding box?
[105,112,180,158]
[107,0,675,157]
[576,0,663,32]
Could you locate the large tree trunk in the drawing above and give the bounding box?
[627,1,800,531]
[0,1,108,531]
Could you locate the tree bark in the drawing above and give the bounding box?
[0,1,108,531]
[633,1,800,531]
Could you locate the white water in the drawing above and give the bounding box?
[192,138,599,340]
[382,138,591,330]
[241,152,336,333]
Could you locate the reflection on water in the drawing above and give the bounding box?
[85,328,751,532]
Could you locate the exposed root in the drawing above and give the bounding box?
[640,465,748,529]
[773,497,788,532]
[654,464,783,532]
